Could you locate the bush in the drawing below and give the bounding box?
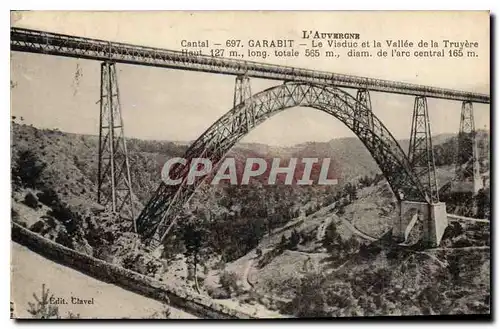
[206,285,230,299]
[219,271,239,296]
[358,243,382,259]
[11,208,19,221]
[30,220,47,234]
[23,192,39,209]
[37,188,60,207]
[279,234,287,248]
[255,248,262,258]
[12,150,46,188]
[289,273,329,317]
[342,237,361,253]
[289,229,301,250]
[49,204,80,236]
[55,229,74,249]
[121,252,164,277]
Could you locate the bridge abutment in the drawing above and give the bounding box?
[394,201,448,247]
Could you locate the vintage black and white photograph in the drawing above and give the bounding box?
[9,11,490,319]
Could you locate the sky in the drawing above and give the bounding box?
[10,11,490,146]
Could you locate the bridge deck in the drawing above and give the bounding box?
[11,27,489,103]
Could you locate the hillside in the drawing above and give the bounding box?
[202,180,490,317]
[10,121,490,318]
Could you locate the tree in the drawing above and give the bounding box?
[219,270,239,296]
[27,284,60,319]
[23,192,39,209]
[12,150,46,188]
[343,183,358,202]
[182,221,203,293]
[289,229,301,250]
[280,234,287,249]
[475,188,490,219]
[289,273,329,317]
[323,222,340,252]
[255,248,262,258]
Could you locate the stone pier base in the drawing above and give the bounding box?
[393,201,448,247]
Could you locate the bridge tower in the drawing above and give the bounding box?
[232,75,254,131]
[394,96,447,247]
[452,101,483,194]
[97,61,136,232]
[408,96,439,203]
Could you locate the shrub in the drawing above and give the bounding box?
[219,271,239,296]
[255,248,262,258]
[342,237,360,252]
[37,188,60,207]
[12,150,46,188]
[206,286,230,299]
[49,204,80,236]
[289,229,301,250]
[94,246,114,263]
[289,273,329,317]
[121,253,164,277]
[30,220,47,234]
[11,208,19,221]
[55,229,74,249]
[23,192,39,209]
[358,243,382,259]
[279,234,287,248]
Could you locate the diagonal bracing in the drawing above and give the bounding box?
[408,96,439,203]
[97,61,136,231]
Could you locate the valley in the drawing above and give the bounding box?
[10,121,490,318]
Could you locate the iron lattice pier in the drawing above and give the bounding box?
[97,62,136,231]
[453,101,483,193]
[408,96,440,204]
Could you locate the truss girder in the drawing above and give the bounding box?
[135,82,429,247]
[10,27,489,103]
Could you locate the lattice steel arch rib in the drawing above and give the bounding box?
[136,82,429,247]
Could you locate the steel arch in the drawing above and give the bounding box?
[136,82,429,246]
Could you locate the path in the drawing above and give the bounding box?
[242,254,255,290]
[338,217,379,242]
[447,214,490,223]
